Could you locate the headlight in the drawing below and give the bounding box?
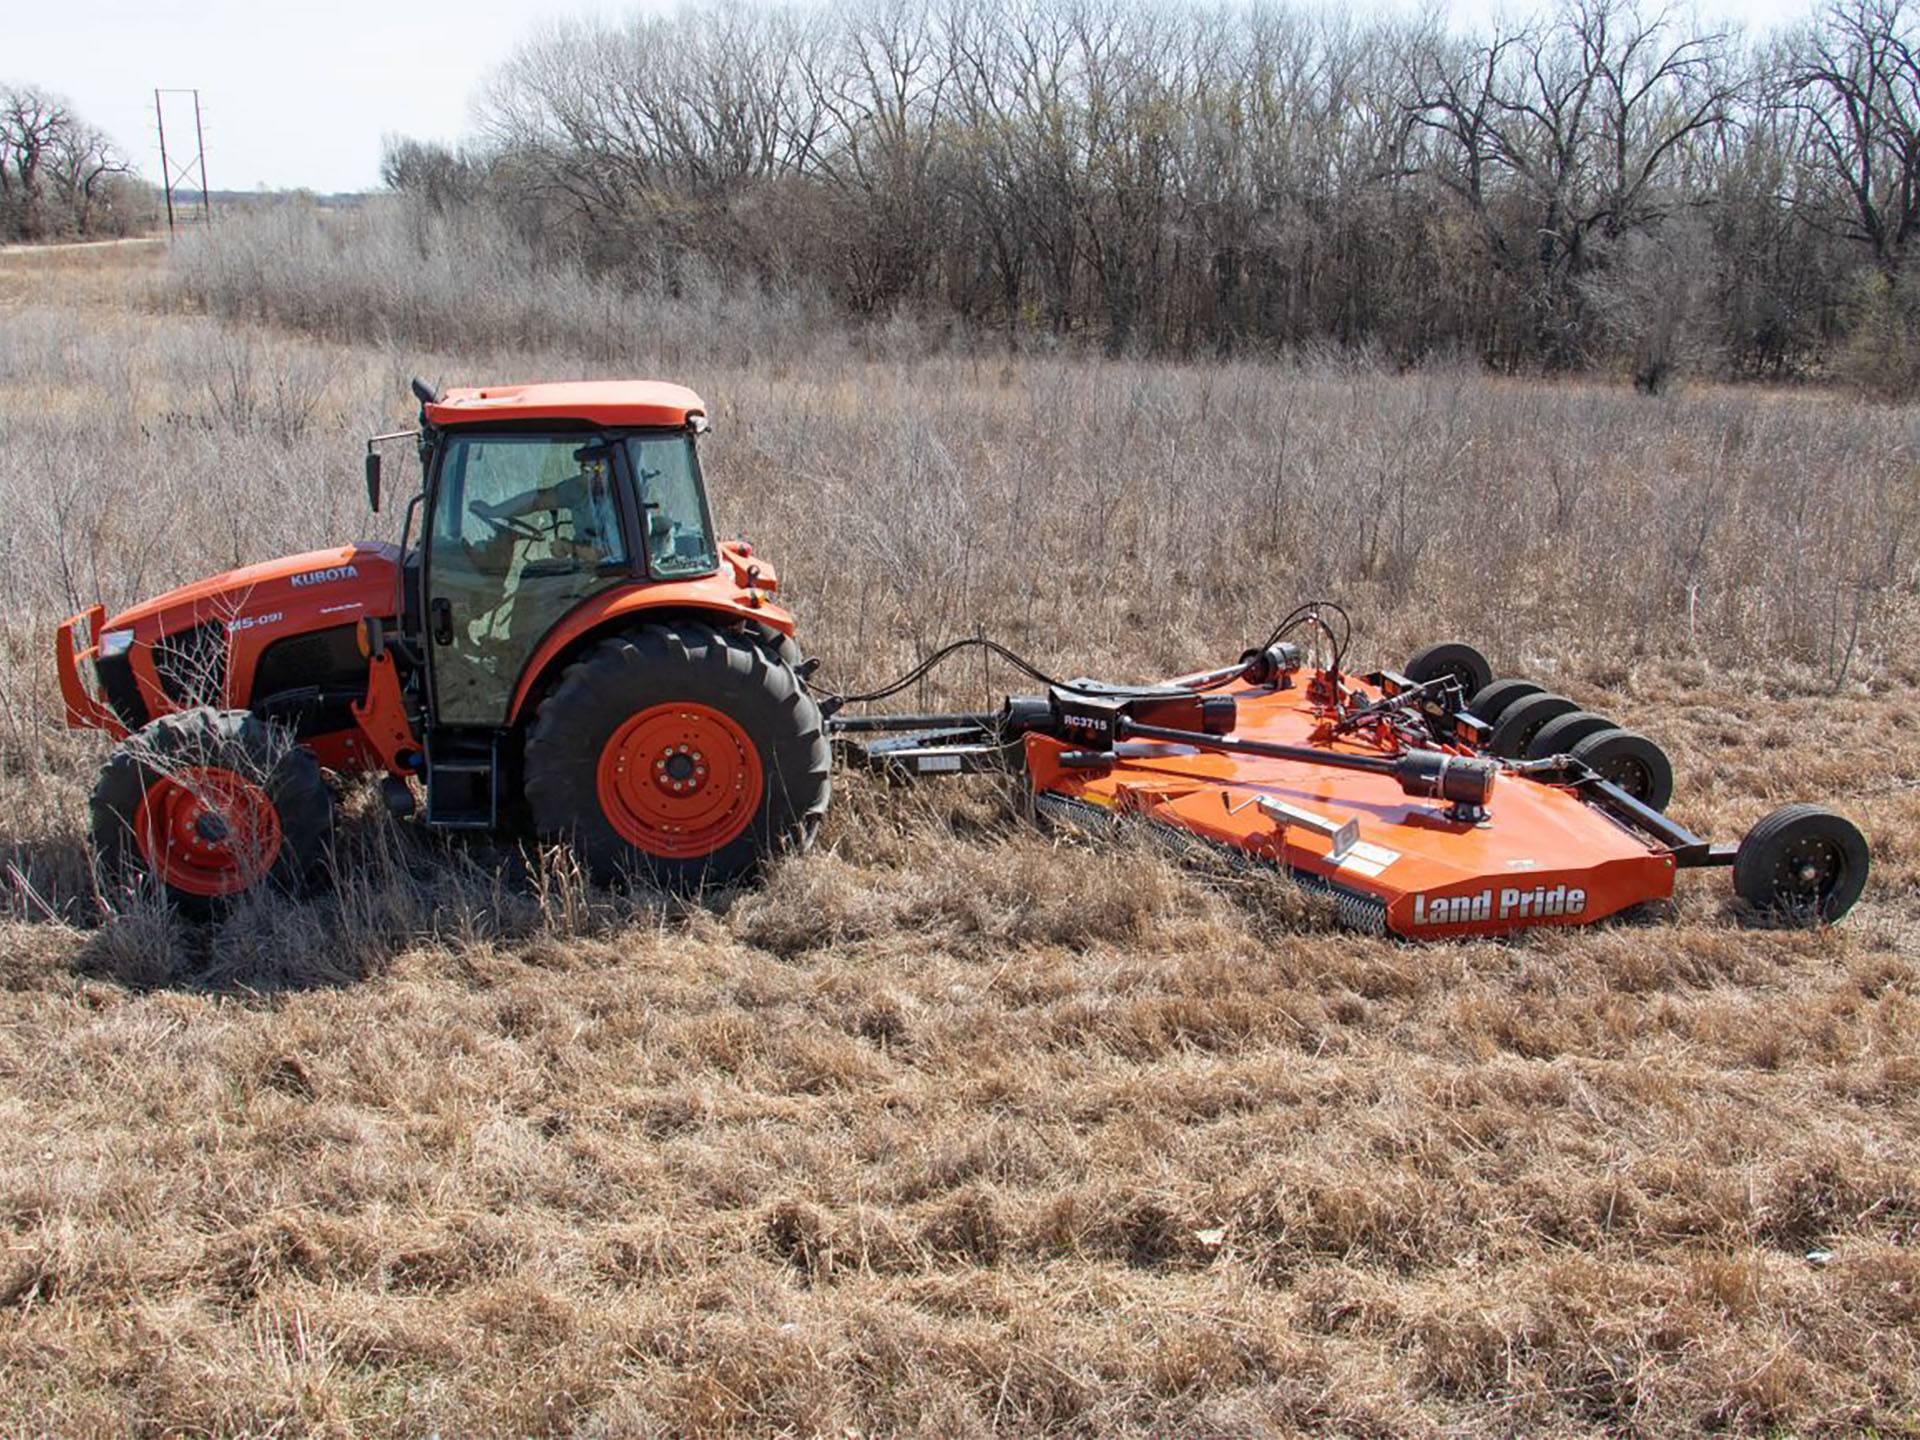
[98,628,135,659]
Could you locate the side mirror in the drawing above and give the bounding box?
[365,450,382,513]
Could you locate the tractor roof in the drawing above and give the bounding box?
[425,381,705,430]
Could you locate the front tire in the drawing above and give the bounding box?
[90,707,334,919]
[522,622,831,888]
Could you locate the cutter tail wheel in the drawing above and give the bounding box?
[1525,709,1617,759]
[1570,727,1674,811]
[89,707,334,918]
[1403,642,1493,696]
[1733,804,1869,923]
[1466,677,1544,725]
[1488,691,1580,757]
[524,622,830,888]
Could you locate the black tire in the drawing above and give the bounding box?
[1465,678,1544,726]
[523,621,831,888]
[90,706,334,919]
[1404,642,1493,697]
[1487,692,1580,758]
[1525,709,1617,760]
[1732,803,1869,923]
[749,620,806,673]
[1568,727,1674,811]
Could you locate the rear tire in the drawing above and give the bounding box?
[90,707,333,919]
[749,621,805,673]
[523,622,831,888]
[1525,709,1616,760]
[1466,678,1543,726]
[1403,642,1493,696]
[1733,804,1869,923]
[1488,692,1580,757]
[1569,727,1674,811]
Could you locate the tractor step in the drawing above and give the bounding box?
[424,732,501,829]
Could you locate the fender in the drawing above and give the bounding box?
[506,571,797,726]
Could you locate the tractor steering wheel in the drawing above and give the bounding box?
[470,500,546,543]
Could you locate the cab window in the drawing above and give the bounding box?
[626,435,717,577]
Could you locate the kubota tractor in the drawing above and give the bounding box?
[58,378,831,913]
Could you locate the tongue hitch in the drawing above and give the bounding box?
[834,684,1242,777]
[838,681,1496,812]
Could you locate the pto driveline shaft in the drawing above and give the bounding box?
[1118,718,1401,774]
[1116,719,1497,806]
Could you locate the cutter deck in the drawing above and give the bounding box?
[1020,677,1677,938]
[828,619,1872,941]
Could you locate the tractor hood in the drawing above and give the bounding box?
[103,541,400,638]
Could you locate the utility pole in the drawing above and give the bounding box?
[153,88,210,237]
[153,89,175,237]
[192,91,211,224]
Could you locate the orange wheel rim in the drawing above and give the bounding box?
[596,702,763,860]
[132,766,282,898]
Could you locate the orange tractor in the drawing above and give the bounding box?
[58,379,829,913]
[57,379,1869,935]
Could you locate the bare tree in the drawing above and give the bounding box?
[410,0,1918,384]
[798,0,959,310]
[0,86,74,241]
[1405,0,1736,366]
[47,121,129,237]
[380,137,480,214]
[1784,0,1920,277]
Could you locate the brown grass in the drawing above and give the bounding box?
[0,232,1916,1437]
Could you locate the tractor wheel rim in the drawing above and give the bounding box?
[597,702,763,860]
[132,766,282,898]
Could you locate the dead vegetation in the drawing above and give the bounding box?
[0,235,1917,1437]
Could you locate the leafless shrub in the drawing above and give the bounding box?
[168,198,845,373]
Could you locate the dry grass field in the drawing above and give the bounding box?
[1,235,1917,1437]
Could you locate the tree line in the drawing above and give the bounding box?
[376,0,1916,386]
[0,86,147,243]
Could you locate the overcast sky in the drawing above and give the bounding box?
[13,0,1820,195]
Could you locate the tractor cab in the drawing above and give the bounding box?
[369,380,750,827]
[421,425,714,727]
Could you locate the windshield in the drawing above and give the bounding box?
[626,435,717,578]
